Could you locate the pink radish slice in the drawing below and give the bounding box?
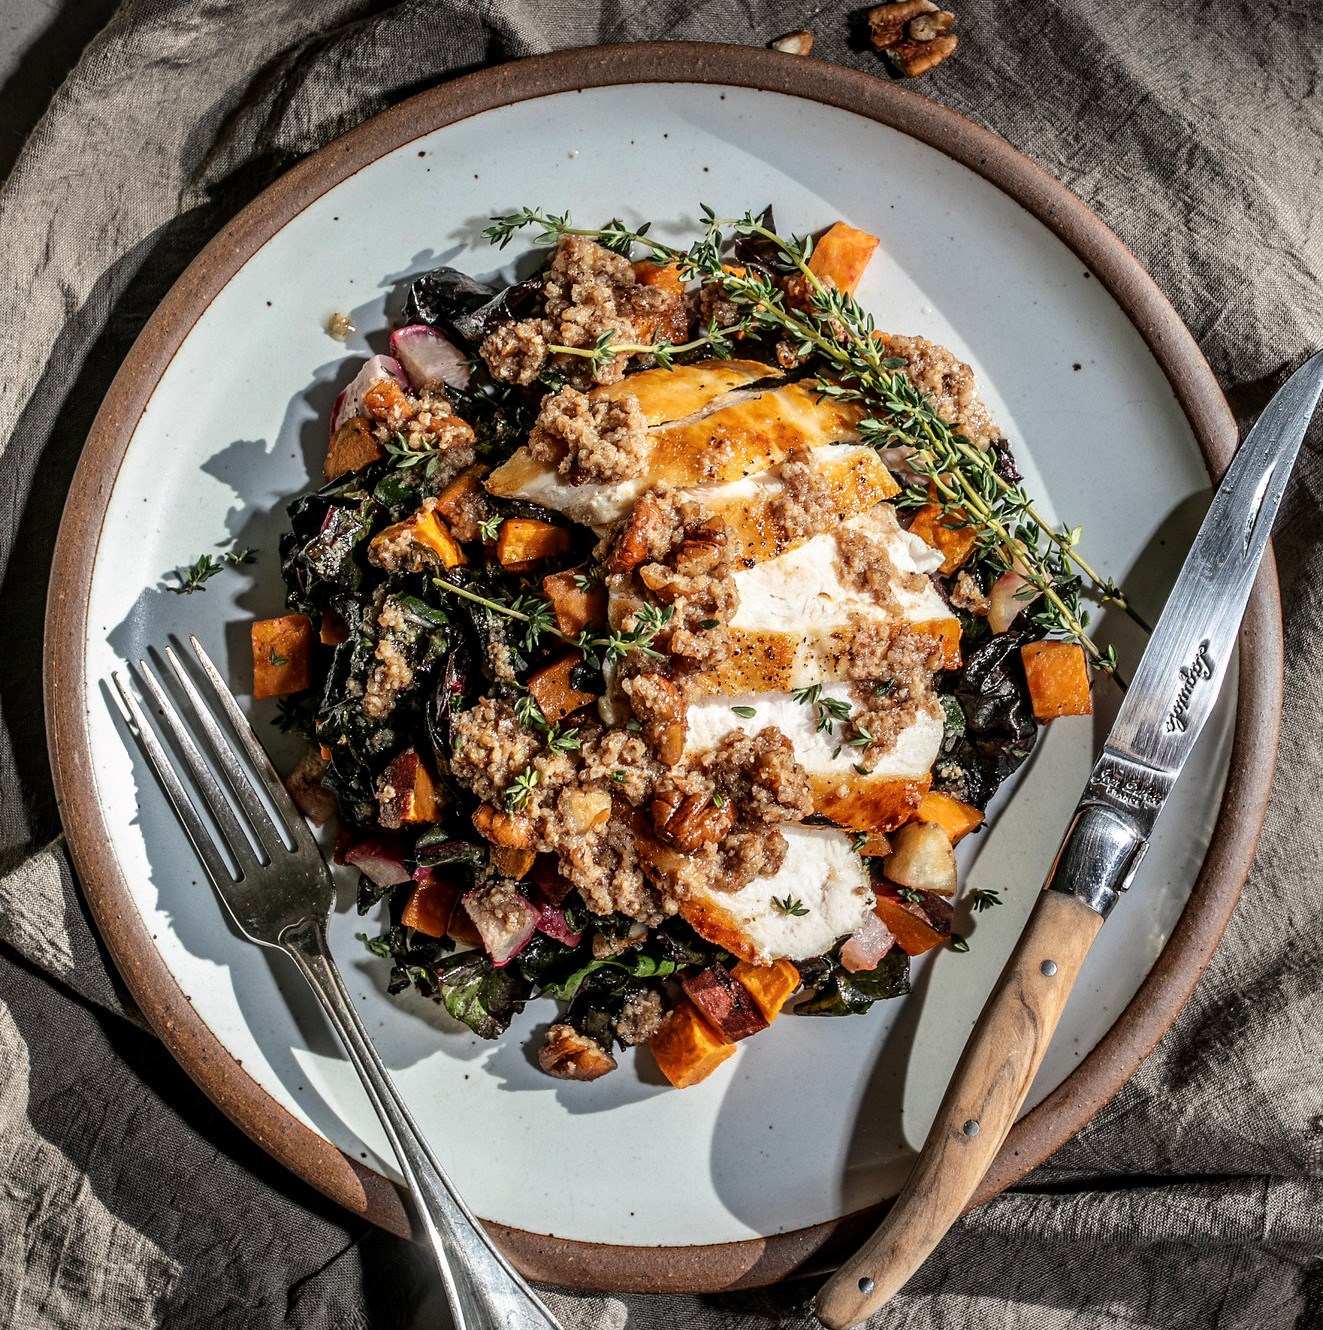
[343,837,412,889]
[391,324,471,392]
[988,570,1039,634]
[330,354,407,436]
[840,911,896,973]
[533,899,582,948]
[462,888,539,967]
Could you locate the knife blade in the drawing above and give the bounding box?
[817,349,1323,1330]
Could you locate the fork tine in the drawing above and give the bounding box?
[187,635,320,856]
[163,645,293,857]
[133,658,266,878]
[113,671,243,889]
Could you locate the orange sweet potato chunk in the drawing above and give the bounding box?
[873,889,949,957]
[633,261,686,296]
[731,959,801,1022]
[369,509,467,569]
[497,518,573,571]
[432,465,490,542]
[649,1000,738,1089]
[251,614,314,699]
[527,653,596,724]
[913,791,984,843]
[401,878,459,937]
[541,570,608,637]
[807,222,880,294]
[907,503,979,574]
[1021,641,1093,721]
[324,416,384,482]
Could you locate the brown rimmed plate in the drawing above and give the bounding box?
[45,42,1281,1293]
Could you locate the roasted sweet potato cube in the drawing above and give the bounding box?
[649,1000,738,1088]
[731,959,801,1022]
[471,803,534,848]
[496,518,573,571]
[914,790,984,843]
[369,508,467,569]
[682,965,769,1042]
[489,845,536,880]
[323,416,384,482]
[807,221,880,294]
[541,569,609,636]
[318,610,349,646]
[633,260,686,295]
[401,876,459,938]
[913,617,963,671]
[1021,641,1093,720]
[376,749,441,828]
[433,465,490,542]
[362,376,412,427]
[874,884,952,957]
[527,653,596,724]
[251,614,314,699]
[907,503,978,574]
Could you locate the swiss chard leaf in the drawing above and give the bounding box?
[417,950,532,1039]
[795,949,911,1016]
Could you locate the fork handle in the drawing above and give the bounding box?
[281,919,562,1330]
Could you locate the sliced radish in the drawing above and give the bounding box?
[391,324,471,392]
[840,910,896,973]
[462,887,539,967]
[330,354,407,436]
[343,837,412,889]
[533,898,582,948]
[989,570,1039,634]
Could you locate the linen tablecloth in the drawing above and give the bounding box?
[1,2,1320,1326]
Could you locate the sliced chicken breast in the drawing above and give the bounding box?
[677,824,874,964]
[684,684,942,832]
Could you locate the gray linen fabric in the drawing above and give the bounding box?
[1,2,1321,1326]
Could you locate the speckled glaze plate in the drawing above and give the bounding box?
[45,44,1281,1293]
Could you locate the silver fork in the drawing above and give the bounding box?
[113,635,563,1330]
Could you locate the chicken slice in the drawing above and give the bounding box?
[675,825,874,965]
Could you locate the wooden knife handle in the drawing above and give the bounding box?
[815,888,1104,1328]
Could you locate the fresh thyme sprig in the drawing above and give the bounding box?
[484,205,1139,675]
[168,545,256,594]
[790,683,853,734]
[545,320,748,370]
[506,766,540,813]
[514,691,582,755]
[773,894,809,917]
[970,887,1003,912]
[430,577,672,667]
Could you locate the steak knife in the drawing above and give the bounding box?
[816,348,1323,1328]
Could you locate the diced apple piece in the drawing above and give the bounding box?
[649,1000,738,1088]
[731,959,801,1021]
[682,965,770,1042]
[324,416,384,482]
[527,653,596,724]
[251,614,314,699]
[342,836,412,888]
[390,324,471,392]
[1021,641,1093,720]
[840,911,897,973]
[913,791,984,843]
[401,876,460,938]
[496,517,573,572]
[884,820,958,895]
[541,569,608,636]
[376,749,442,828]
[461,883,539,965]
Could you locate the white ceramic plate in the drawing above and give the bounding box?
[50,49,1277,1292]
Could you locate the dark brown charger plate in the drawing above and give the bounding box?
[43,42,1282,1295]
